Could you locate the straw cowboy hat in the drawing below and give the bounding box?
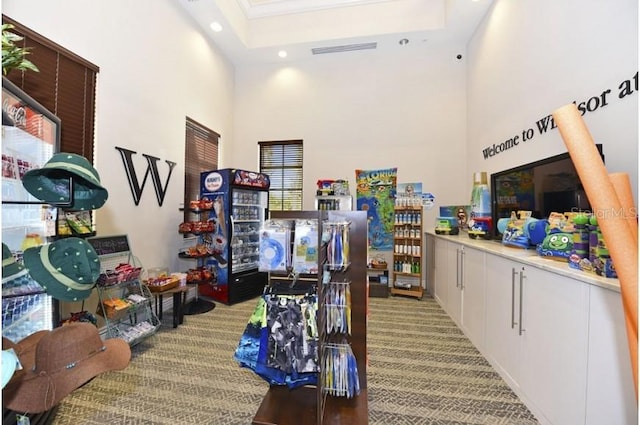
[2,323,131,413]
[22,238,100,302]
[2,243,43,296]
[21,152,108,211]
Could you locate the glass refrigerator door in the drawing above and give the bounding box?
[230,188,267,274]
[2,77,61,342]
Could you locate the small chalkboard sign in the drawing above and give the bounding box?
[87,235,131,256]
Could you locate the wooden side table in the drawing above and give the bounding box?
[152,285,188,328]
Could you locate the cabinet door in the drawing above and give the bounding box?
[585,285,637,425]
[520,266,589,425]
[460,246,485,350]
[433,238,449,308]
[484,255,523,389]
[445,243,462,325]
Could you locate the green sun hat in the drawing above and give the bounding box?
[21,153,108,211]
[2,243,44,296]
[22,238,101,302]
[2,243,25,280]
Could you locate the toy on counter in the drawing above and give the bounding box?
[534,211,574,259]
[526,217,549,245]
[467,216,492,240]
[536,230,574,260]
[436,205,471,235]
[469,172,491,220]
[502,211,532,248]
[435,216,459,235]
[568,214,617,278]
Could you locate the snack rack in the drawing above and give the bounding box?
[178,200,217,314]
[88,235,160,346]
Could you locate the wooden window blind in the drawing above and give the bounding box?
[2,15,98,162]
[259,140,303,211]
[184,117,219,222]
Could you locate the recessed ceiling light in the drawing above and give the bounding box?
[278,50,287,58]
[210,22,223,32]
[399,38,409,46]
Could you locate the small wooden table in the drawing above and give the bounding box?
[152,285,188,328]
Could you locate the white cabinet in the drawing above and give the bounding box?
[585,285,637,425]
[485,255,589,425]
[433,237,449,308]
[433,238,485,349]
[459,246,485,350]
[444,242,462,323]
[431,233,636,425]
[519,266,589,425]
[485,255,524,390]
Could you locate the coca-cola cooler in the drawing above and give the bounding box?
[2,78,61,344]
[199,168,270,304]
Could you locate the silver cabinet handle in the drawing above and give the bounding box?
[459,248,465,289]
[519,269,525,335]
[455,247,460,288]
[511,268,517,329]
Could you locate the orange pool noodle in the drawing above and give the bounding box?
[552,103,638,396]
[609,172,638,245]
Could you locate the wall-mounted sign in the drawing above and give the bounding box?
[482,71,638,159]
[115,146,176,206]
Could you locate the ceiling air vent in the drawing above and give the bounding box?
[311,42,377,55]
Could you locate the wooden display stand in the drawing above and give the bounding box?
[390,206,424,299]
[367,268,389,298]
[252,210,368,425]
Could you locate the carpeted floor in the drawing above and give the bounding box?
[50,295,539,425]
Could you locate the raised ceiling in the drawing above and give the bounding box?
[178,0,494,65]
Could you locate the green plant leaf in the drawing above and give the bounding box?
[2,23,39,75]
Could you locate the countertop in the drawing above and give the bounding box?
[426,230,621,293]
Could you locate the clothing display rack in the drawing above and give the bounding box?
[252,210,368,425]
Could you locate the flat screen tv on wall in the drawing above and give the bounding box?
[490,144,604,239]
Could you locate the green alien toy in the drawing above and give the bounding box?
[536,231,574,259]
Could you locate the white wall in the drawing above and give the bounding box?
[232,46,469,228]
[467,0,638,201]
[3,0,235,312]
[2,0,636,294]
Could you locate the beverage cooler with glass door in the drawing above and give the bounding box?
[199,168,270,304]
[1,77,61,342]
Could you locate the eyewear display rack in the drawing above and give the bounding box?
[252,210,368,425]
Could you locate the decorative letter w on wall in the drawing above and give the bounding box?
[115,147,176,206]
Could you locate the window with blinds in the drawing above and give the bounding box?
[2,15,98,162]
[259,140,303,211]
[185,118,219,222]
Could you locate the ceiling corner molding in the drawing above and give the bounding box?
[237,0,394,19]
